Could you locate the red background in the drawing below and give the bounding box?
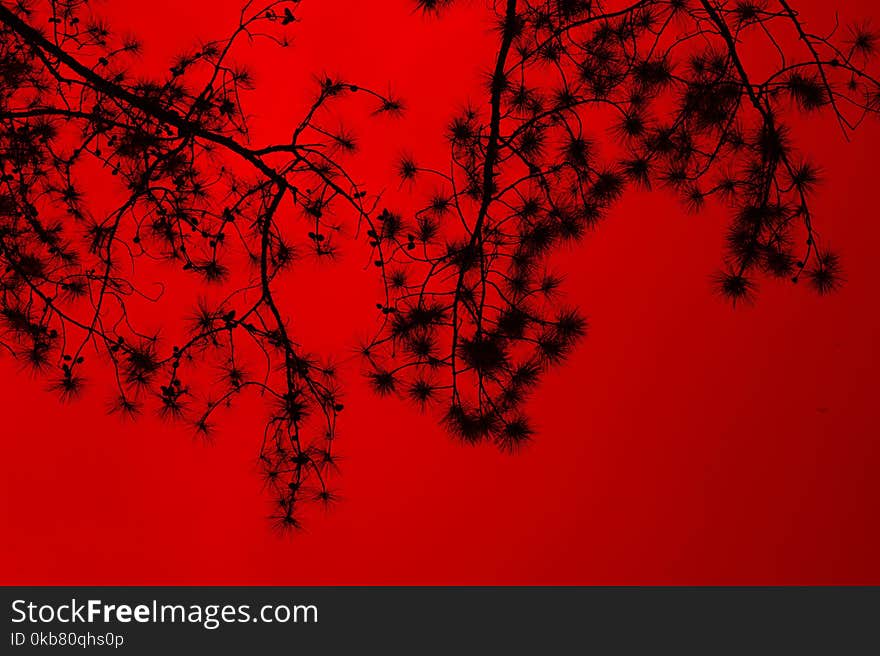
[2,0,879,584]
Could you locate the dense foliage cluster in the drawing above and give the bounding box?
[366,0,879,453]
[1,0,877,527]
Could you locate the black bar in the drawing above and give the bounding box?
[2,587,878,654]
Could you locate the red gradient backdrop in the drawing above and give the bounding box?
[2,0,879,584]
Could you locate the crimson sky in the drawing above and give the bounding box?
[2,0,879,584]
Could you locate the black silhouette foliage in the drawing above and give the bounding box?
[361,0,879,450]
[1,0,878,529]
[0,0,401,530]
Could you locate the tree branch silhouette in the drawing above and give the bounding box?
[363,0,879,452]
[2,0,878,529]
[0,0,402,530]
